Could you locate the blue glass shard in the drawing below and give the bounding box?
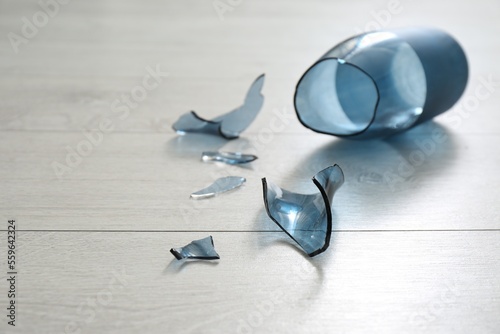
[201,151,258,165]
[262,165,344,257]
[191,176,246,199]
[172,74,265,139]
[170,236,220,260]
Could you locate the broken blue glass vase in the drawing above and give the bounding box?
[294,27,468,139]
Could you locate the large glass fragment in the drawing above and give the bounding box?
[295,27,468,139]
[262,165,344,257]
[191,176,246,199]
[201,151,258,165]
[170,236,220,260]
[173,74,265,139]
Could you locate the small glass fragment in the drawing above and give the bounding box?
[172,74,265,139]
[201,151,258,165]
[262,165,344,257]
[170,236,220,260]
[191,176,246,199]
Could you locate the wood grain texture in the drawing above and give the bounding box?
[1,129,500,231]
[1,231,499,334]
[0,0,499,333]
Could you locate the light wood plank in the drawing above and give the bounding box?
[1,127,500,231]
[0,0,499,333]
[0,231,499,333]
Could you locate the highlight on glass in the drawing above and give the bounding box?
[294,27,468,139]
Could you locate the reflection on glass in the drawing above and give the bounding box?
[262,165,344,257]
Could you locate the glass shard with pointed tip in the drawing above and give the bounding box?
[170,236,220,260]
[191,176,246,199]
[202,151,258,165]
[172,74,265,139]
[262,165,344,257]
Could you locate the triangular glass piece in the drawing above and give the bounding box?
[170,236,220,260]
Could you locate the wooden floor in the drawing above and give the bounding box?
[1,0,500,333]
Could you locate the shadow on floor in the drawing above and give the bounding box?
[254,121,458,257]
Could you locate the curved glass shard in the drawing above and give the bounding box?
[191,176,246,199]
[262,165,344,257]
[172,74,265,139]
[170,236,220,260]
[201,151,258,165]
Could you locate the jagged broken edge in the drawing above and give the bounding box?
[172,74,265,140]
[176,111,238,140]
[261,165,342,257]
[169,235,221,260]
